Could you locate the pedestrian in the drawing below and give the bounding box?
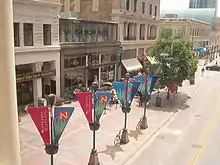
[201,67,205,77]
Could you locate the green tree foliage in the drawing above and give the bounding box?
[148,28,198,88]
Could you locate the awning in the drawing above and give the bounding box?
[122,58,143,72]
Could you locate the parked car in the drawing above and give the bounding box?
[206,64,220,71]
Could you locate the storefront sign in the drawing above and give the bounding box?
[70,59,80,66]
[16,70,56,82]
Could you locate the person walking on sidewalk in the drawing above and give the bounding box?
[201,67,205,77]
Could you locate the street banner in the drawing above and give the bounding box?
[113,82,125,107]
[113,82,133,108]
[96,92,112,121]
[53,107,74,146]
[134,75,159,97]
[130,81,141,103]
[76,92,93,123]
[148,75,159,95]
[134,75,146,96]
[27,107,50,145]
[125,82,133,107]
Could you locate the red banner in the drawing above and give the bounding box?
[76,92,93,123]
[27,107,50,145]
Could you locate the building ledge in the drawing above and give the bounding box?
[13,0,60,7]
[60,41,121,49]
[15,46,60,54]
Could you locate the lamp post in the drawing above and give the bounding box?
[45,94,58,165]
[140,69,149,129]
[88,80,100,165]
[120,73,131,144]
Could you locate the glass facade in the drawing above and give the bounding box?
[59,19,118,42]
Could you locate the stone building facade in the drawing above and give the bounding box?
[13,0,61,109]
[61,0,160,77]
[159,18,211,49]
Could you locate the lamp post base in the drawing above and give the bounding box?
[88,149,100,165]
[120,129,129,144]
[140,116,148,130]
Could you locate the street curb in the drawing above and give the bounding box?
[120,80,202,165]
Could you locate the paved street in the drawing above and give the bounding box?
[125,60,220,165]
[19,60,205,165]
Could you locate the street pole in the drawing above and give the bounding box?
[88,81,100,165]
[120,73,130,144]
[140,72,148,129]
[46,94,57,165]
[0,0,22,164]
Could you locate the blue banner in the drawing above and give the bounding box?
[53,107,74,146]
[149,75,159,95]
[96,92,112,121]
[134,75,159,98]
[134,75,146,97]
[113,82,133,108]
[130,81,141,104]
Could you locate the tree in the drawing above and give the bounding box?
[148,28,198,97]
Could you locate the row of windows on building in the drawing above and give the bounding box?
[124,23,157,40]
[64,54,116,69]
[13,23,51,47]
[125,0,158,17]
[59,20,117,42]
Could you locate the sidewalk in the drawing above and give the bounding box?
[19,69,203,165]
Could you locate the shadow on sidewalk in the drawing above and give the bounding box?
[128,127,144,141]
[148,91,191,112]
[98,144,124,160]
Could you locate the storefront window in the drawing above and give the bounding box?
[64,56,86,69]
[64,69,86,99]
[100,65,115,82]
[101,54,116,63]
[17,81,33,106]
[88,54,99,66]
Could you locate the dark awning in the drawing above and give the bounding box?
[122,58,143,72]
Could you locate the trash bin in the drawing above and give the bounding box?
[189,78,195,85]
[156,96,161,107]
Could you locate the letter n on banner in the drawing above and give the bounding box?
[75,92,93,123]
[27,107,50,145]
[53,107,74,146]
[96,92,112,121]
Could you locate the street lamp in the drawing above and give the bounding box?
[45,94,58,165]
[88,80,100,165]
[120,73,131,144]
[140,70,149,129]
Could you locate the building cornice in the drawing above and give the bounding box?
[13,0,61,7]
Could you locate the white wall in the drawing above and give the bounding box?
[13,0,61,97]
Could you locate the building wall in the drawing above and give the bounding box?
[62,0,160,59]
[159,18,211,48]
[13,0,61,103]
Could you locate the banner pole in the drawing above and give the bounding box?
[120,73,130,144]
[93,91,96,150]
[88,81,100,165]
[140,73,149,129]
[50,105,54,165]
